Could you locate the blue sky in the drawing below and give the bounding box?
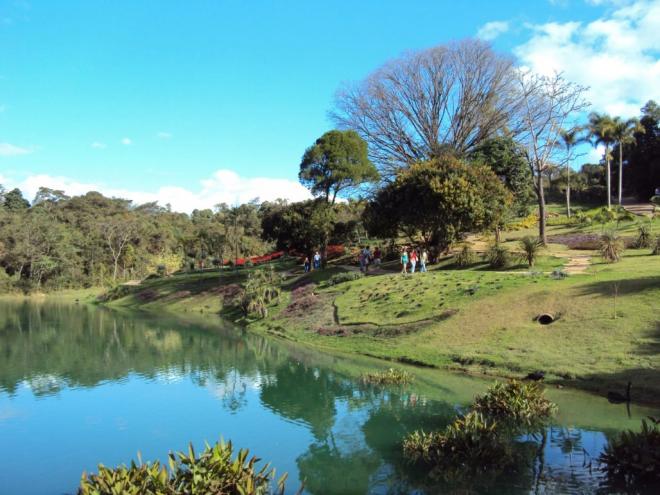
[1,0,658,211]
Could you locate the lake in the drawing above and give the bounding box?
[0,300,656,494]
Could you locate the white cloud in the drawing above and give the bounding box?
[514,0,660,117]
[477,21,510,41]
[121,137,132,145]
[157,131,172,140]
[0,143,31,156]
[12,169,312,213]
[90,142,106,149]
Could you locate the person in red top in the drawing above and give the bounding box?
[410,249,418,273]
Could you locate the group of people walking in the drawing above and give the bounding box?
[400,247,428,274]
[358,246,381,273]
[303,251,322,273]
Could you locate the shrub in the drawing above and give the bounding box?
[653,236,660,256]
[594,207,617,225]
[600,231,625,263]
[506,214,538,231]
[485,244,510,269]
[325,271,363,286]
[403,411,512,470]
[518,236,542,267]
[360,368,413,385]
[472,380,557,429]
[600,419,660,491]
[79,440,287,495]
[454,245,477,268]
[551,269,568,280]
[635,225,653,249]
[239,266,282,318]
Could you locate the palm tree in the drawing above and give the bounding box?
[588,112,616,209]
[611,117,645,206]
[559,126,587,218]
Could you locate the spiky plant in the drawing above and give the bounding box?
[600,419,660,491]
[454,245,477,268]
[600,231,625,263]
[486,244,510,269]
[519,236,542,267]
[635,225,653,249]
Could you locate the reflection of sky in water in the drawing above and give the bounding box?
[0,302,658,495]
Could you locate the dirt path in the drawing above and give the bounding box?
[562,254,592,274]
[622,198,655,217]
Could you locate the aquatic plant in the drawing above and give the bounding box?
[403,411,512,470]
[600,231,625,263]
[79,440,288,495]
[600,419,660,490]
[454,245,477,268]
[472,380,557,428]
[360,367,413,385]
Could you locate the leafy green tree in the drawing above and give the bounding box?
[364,156,512,252]
[470,136,534,217]
[622,101,659,200]
[3,188,30,211]
[588,112,616,209]
[261,199,335,259]
[299,130,378,203]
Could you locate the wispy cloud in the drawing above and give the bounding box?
[10,169,312,213]
[121,137,132,145]
[0,143,31,156]
[90,142,107,149]
[477,21,510,41]
[157,131,172,140]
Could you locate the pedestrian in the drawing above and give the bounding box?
[313,251,321,270]
[303,256,311,273]
[373,246,381,265]
[410,248,418,273]
[420,249,428,273]
[401,248,409,274]
[358,247,365,272]
[363,245,372,274]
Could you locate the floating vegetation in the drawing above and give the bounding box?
[472,380,557,429]
[403,411,513,472]
[360,367,414,385]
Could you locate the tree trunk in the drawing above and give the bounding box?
[538,171,547,245]
[618,144,623,206]
[606,145,612,209]
[113,258,119,281]
[566,157,571,218]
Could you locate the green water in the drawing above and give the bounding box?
[0,301,656,494]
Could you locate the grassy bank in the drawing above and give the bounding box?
[83,208,659,404]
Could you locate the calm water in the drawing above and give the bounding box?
[0,301,657,494]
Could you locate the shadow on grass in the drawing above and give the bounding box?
[573,275,660,297]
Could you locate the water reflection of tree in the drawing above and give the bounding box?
[0,301,287,405]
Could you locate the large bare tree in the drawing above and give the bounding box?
[331,39,524,178]
[516,71,589,244]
